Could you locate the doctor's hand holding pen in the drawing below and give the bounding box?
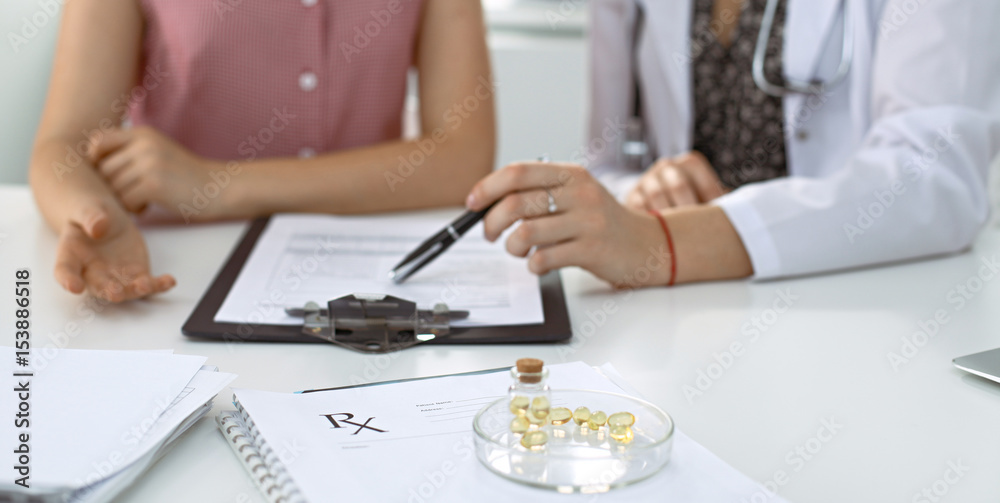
[465,160,753,288]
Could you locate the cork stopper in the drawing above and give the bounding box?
[516,358,544,383]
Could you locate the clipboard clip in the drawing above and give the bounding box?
[285,294,469,353]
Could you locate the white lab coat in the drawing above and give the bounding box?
[588,0,1000,279]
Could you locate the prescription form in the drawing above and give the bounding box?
[230,362,790,502]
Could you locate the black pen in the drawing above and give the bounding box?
[389,155,549,284]
[388,201,498,284]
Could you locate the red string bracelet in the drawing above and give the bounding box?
[648,210,676,286]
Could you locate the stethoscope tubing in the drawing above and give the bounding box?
[751,0,854,97]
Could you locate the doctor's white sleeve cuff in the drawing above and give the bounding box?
[713,192,782,281]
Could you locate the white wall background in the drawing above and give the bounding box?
[489,32,588,167]
[0,0,590,185]
[0,0,62,184]
[484,1,590,168]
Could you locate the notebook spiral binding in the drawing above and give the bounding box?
[217,401,305,503]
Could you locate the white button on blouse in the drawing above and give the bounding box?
[298,72,318,92]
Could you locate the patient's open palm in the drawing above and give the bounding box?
[55,213,176,302]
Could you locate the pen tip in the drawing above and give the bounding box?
[387,270,396,280]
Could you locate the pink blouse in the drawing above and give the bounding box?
[130,0,424,161]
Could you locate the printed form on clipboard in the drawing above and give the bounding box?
[213,213,545,327]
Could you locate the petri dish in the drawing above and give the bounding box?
[473,389,673,493]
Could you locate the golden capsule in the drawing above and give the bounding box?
[526,411,545,426]
[588,410,608,430]
[549,407,572,425]
[510,416,529,434]
[509,395,529,416]
[608,412,636,428]
[530,396,550,419]
[609,425,634,444]
[572,406,591,425]
[520,430,548,449]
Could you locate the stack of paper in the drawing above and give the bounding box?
[220,362,789,502]
[0,348,236,502]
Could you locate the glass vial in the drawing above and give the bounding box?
[508,358,551,428]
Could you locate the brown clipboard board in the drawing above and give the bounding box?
[182,216,572,345]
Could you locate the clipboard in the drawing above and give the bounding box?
[182,216,572,346]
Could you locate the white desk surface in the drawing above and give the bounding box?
[2,184,999,503]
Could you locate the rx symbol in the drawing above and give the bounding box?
[321,413,388,435]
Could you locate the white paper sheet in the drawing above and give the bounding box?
[231,362,790,502]
[214,213,545,327]
[74,368,237,503]
[0,348,207,492]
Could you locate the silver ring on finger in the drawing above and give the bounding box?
[545,188,557,214]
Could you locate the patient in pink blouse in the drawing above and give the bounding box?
[29,0,496,302]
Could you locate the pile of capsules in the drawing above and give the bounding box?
[508,395,636,450]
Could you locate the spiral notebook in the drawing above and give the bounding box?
[216,363,789,502]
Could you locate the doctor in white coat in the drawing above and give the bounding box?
[465,0,1000,287]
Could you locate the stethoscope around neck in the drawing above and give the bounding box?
[622,0,855,167]
[752,0,854,97]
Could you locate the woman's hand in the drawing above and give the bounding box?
[89,126,228,220]
[625,151,728,212]
[54,198,176,302]
[466,162,673,287]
